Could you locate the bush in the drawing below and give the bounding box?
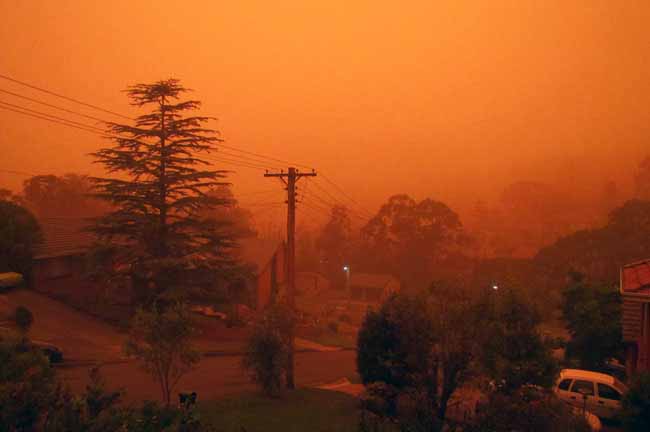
[621,372,650,432]
[242,302,294,397]
[0,337,59,430]
[357,294,432,389]
[467,387,591,432]
[0,200,42,278]
[14,305,34,333]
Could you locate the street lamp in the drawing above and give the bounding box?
[343,265,350,298]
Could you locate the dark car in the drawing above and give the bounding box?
[31,340,64,363]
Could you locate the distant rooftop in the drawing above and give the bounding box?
[621,259,650,296]
[350,273,400,290]
[34,218,95,260]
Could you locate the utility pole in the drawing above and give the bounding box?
[264,167,316,389]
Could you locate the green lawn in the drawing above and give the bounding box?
[198,388,359,432]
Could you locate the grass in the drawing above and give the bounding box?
[198,388,360,432]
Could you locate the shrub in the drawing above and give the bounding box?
[467,387,591,432]
[0,337,59,430]
[242,302,294,397]
[14,305,34,334]
[621,372,650,432]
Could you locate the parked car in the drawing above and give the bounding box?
[31,340,64,364]
[554,369,628,419]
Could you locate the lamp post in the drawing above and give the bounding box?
[343,265,350,299]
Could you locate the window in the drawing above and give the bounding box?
[597,383,621,401]
[558,379,572,391]
[570,380,594,396]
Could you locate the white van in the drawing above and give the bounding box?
[554,369,628,419]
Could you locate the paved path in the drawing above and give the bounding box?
[2,289,126,362]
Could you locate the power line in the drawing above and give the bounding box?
[0,75,315,173]
[0,103,112,137]
[235,189,283,197]
[216,142,314,171]
[215,149,283,170]
[319,173,374,217]
[205,155,270,172]
[0,88,108,124]
[0,73,133,120]
[0,100,107,133]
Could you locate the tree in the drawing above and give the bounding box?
[561,272,623,369]
[124,303,200,405]
[535,199,650,293]
[22,173,107,218]
[359,194,465,291]
[13,306,34,335]
[242,302,294,397]
[317,205,352,286]
[90,79,238,305]
[0,200,42,277]
[202,185,257,239]
[621,372,650,432]
[357,288,479,430]
[0,337,60,430]
[477,289,558,393]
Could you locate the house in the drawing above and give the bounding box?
[620,259,650,376]
[237,238,286,311]
[31,218,94,292]
[296,271,330,295]
[348,272,400,302]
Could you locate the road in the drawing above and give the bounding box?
[1,289,126,362]
[58,350,358,403]
[2,289,359,403]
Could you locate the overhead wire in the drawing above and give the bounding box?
[0,103,113,137]
[0,73,133,120]
[0,88,109,124]
[0,77,372,223]
[0,100,107,133]
[0,79,314,172]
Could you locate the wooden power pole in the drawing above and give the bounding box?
[264,167,316,389]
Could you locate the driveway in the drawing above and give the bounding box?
[2,289,126,362]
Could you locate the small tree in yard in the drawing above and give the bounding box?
[242,302,294,397]
[621,372,650,432]
[125,303,199,405]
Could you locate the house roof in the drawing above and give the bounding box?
[34,218,95,260]
[621,259,650,297]
[349,273,399,290]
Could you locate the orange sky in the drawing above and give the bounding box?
[1,0,649,223]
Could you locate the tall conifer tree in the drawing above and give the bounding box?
[90,79,236,304]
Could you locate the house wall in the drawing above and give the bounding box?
[32,255,85,288]
[623,299,650,377]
